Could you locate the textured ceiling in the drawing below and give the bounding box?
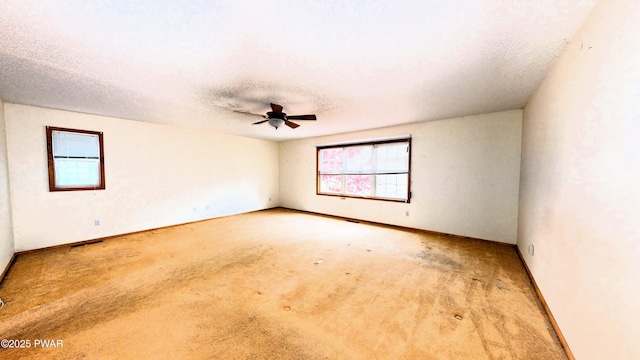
[0,0,597,141]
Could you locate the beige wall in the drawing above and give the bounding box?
[4,104,280,251]
[280,110,522,244]
[0,99,15,272]
[518,1,640,358]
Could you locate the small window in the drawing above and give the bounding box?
[317,138,411,202]
[46,126,105,191]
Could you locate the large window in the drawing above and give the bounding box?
[317,138,411,202]
[46,126,105,191]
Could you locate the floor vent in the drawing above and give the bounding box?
[71,240,103,248]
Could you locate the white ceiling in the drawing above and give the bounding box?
[0,0,596,141]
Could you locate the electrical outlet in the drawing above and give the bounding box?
[94,219,100,226]
[269,197,272,202]
[406,211,409,217]
[528,244,535,256]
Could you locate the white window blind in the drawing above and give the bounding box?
[52,131,100,158]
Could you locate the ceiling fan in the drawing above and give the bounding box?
[251,103,317,129]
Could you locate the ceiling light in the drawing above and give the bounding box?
[268,118,285,129]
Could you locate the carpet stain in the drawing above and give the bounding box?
[417,250,463,271]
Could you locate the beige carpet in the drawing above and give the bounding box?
[0,208,566,359]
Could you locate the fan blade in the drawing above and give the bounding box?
[270,103,284,114]
[252,120,269,125]
[284,120,300,129]
[286,114,317,120]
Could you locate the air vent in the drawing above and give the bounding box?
[70,240,103,248]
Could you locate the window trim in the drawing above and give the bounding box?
[46,126,106,192]
[316,138,411,203]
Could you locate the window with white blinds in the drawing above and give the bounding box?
[317,138,411,202]
[46,127,105,191]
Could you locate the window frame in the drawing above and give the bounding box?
[316,138,411,203]
[46,126,106,192]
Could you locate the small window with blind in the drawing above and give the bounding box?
[317,138,411,202]
[46,126,105,191]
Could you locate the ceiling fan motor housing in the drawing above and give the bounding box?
[266,111,286,120]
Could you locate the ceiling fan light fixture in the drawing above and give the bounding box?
[268,118,285,129]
